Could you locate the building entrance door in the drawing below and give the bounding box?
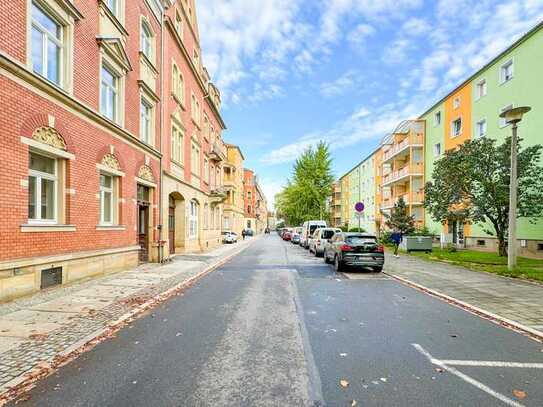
[137,185,151,262]
[169,197,175,254]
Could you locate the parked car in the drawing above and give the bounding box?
[291,227,303,244]
[324,232,384,272]
[300,220,327,249]
[309,227,342,256]
[222,231,238,244]
[245,228,255,237]
[282,228,293,241]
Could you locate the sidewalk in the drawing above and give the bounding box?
[384,253,543,337]
[0,237,256,397]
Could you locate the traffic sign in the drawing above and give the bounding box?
[355,202,365,213]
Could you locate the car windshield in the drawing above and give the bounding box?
[345,236,377,245]
[309,225,324,234]
[321,230,336,239]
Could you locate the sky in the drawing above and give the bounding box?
[196,0,543,209]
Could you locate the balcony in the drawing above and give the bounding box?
[209,142,226,162]
[381,163,424,187]
[210,186,227,204]
[382,133,424,163]
[380,190,424,210]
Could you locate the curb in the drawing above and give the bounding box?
[0,238,257,405]
[385,271,543,343]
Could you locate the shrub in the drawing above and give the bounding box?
[348,227,366,233]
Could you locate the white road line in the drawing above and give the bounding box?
[412,344,525,407]
[441,360,543,369]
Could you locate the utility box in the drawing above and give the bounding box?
[403,236,433,253]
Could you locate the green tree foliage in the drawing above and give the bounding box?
[383,196,415,234]
[424,137,543,256]
[275,142,334,226]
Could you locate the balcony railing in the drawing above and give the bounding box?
[381,163,424,186]
[380,190,424,209]
[209,142,226,162]
[382,133,424,162]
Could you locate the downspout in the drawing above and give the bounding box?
[158,1,168,263]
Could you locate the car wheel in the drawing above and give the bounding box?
[334,255,344,272]
[373,266,383,273]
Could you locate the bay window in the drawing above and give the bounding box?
[28,152,57,223]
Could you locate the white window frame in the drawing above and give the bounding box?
[499,104,513,128]
[140,96,153,145]
[31,2,64,87]
[99,173,114,225]
[174,8,183,38]
[204,158,209,183]
[453,97,460,109]
[451,118,462,138]
[500,59,514,84]
[100,63,119,122]
[434,111,441,126]
[171,121,184,165]
[140,18,154,61]
[475,79,487,100]
[189,200,198,238]
[105,0,118,17]
[28,152,58,224]
[433,143,441,158]
[476,119,487,138]
[191,141,200,176]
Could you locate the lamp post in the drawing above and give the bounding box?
[499,106,531,271]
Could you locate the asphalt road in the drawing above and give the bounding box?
[11,235,543,406]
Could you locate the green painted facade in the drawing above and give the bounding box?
[470,26,543,240]
[421,103,445,235]
[344,153,377,233]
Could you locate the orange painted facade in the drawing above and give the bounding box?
[444,83,473,151]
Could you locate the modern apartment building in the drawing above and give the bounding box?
[0,0,230,302]
[330,182,342,227]
[223,144,245,235]
[333,21,543,257]
[379,120,425,230]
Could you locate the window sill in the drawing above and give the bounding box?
[172,93,186,109]
[21,224,76,233]
[96,225,126,231]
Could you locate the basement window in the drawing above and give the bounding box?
[41,266,62,289]
[537,243,543,251]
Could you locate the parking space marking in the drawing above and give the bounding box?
[440,360,543,369]
[413,344,525,407]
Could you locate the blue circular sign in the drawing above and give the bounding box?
[355,202,365,213]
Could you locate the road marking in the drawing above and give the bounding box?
[440,360,543,369]
[412,344,525,407]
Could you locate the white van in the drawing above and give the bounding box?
[300,220,327,249]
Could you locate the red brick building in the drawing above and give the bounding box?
[243,169,268,234]
[0,0,227,302]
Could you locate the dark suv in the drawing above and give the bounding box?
[324,233,384,272]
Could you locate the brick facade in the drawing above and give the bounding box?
[0,0,229,301]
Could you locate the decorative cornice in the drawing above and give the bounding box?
[101,153,121,171]
[138,80,160,103]
[97,0,129,37]
[56,0,84,20]
[138,165,156,183]
[32,127,67,150]
[97,37,133,72]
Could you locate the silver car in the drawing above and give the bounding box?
[222,231,238,244]
[309,228,341,256]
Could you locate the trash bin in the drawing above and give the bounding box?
[403,236,433,253]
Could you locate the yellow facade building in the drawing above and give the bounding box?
[223,144,245,235]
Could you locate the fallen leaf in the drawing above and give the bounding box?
[513,390,526,400]
[176,332,182,337]
[450,334,458,338]
[351,400,357,406]
[435,368,444,373]
[340,379,349,388]
[380,377,387,382]
[340,353,347,357]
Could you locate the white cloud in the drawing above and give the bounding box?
[347,23,376,47]
[319,70,359,97]
[382,39,412,64]
[402,18,431,36]
[259,178,286,210]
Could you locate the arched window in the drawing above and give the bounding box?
[189,200,198,238]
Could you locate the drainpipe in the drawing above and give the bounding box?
[157,1,168,263]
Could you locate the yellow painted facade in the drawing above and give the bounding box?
[223,144,245,235]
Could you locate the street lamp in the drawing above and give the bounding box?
[499,106,531,271]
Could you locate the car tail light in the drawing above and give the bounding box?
[377,245,384,253]
[340,244,354,252]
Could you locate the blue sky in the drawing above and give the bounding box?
[197,0,543,207]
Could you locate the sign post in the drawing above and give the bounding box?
[354,202,365,231]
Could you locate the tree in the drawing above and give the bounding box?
[424,136,543,256]
[383,196,415,234]
[275,142,334,226]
